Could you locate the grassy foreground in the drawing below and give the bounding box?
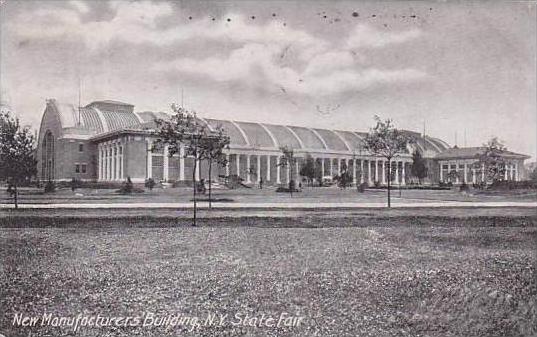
[0,215,536,336]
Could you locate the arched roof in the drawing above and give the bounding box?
[46,99,141,135]
[42,99,450,157]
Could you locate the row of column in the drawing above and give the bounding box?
[98,143,124,181]
[439,161,520,183]
[224,154,409,186]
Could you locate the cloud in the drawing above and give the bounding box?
[155,43,426,96]
[8,0,426,96]
[346,24,423,49]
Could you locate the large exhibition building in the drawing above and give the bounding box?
[36,99,530,185]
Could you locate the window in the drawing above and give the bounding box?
[81,164,87,174]
[75,164,80,173]
[78,143,84,152]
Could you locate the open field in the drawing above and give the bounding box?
[1,212,536,336]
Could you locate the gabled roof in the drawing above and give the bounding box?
[435,147,530,160]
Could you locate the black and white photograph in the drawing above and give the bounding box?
[0,0,536,336]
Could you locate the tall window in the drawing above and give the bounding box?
[78,143,84,152]
[81,164,87,174]
[75,164,80,173]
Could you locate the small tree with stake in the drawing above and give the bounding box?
[278,145,296,197]
[363,116,411,208]
[198,124,230,209]
[155,104,207,226]
[299,154,315,187]
[0,111,37,209]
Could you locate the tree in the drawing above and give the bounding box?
[363,116,411,207]
[198,124,230,208]
[278,145,296,197]
[475,137,508,184]
[299,154,315,186]
[0,111,37,208]
[530,167,537,182]
[155,104,208,226]
[410,150,428,184]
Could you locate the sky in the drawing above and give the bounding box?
[1,0,536,159]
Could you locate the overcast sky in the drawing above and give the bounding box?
[1,1,536,159]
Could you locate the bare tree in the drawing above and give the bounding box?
[199,124,230,208]
[363,116,412,207]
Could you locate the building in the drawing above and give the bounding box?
[36,99,528,185]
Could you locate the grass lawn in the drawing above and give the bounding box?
[2,185,536,206]
[1,212,536,336]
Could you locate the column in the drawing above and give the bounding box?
[401,161,406,186]
[510,164,515,181]
[266,155,271,182]
[337,158,341,174]
[225,154,230,177]
[515,162,519,181]
[276,156,281,184]
[163,145,169,181]
[321,158,325,177]
[236,154,240,178]
[481,163,485,182]
[367,160,372,184]
[120,145,124,180]
[286,165,290,183]
[375,159,379,183]
[353,159,357,185]
[296,159,300,181]
[257,155,261,183]
[195,158,200,180]
[472,167,476,184]
[382,161,386,184]
[98,145,102,181]
[455,162,460,184]
[246,155,251,183]
[504,163,508,181]
[394,161,400,184]
[115,145,120,181]
[179,144,185,181]
[146,141,153,179]
[108,146,112,180]
[439,162,443,182]
[360,159,364,183]
[464,163,468,183]
[330,158,333,177]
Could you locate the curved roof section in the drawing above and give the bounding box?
[335,131,364,151]
[313,129,348,151]
[288,126,326,150]
[235,121,275,148]
[205,118,248,146]
[263,124,302,149]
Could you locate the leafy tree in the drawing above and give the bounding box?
[363,116,412,207]
[198,125,230,208]
[155,104,208,226]
[474,137,508,184]
[336,171,353,189]
[278,145,296,197]
[410,149,428,184]
[0,111,37,208]
[530,167,537,182]
[300,154,315,186]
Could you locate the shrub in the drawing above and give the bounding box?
[373,180,381,188]
[459,182,469,192]
[119,177,134,194]
[357,182,368,193]
[145,178,156,191]
[44,180,56,193]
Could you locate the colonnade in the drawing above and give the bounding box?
[97,141,124,181]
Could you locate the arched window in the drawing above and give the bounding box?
[42,131,55,180]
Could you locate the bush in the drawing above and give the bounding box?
[357,182,368,193]
[119,177,134,194]
[145,178,156,191]
[373,180,381,188]
[44,180,56,193]
[488,180,537,190]
[459,182,469,192]
[276,187,300,193]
